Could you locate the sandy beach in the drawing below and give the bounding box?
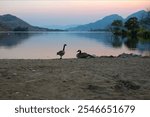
[0,56,150,100]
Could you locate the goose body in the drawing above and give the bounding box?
[57,44,67,59]
[76,50,95,58]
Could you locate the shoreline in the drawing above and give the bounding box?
[0,55,150,100]
[0,53,149,60]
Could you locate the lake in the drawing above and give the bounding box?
[0,31,150,59]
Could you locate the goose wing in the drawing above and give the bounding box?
[77,52,89,58]
[77,52,95,58]
[57,50,65,56]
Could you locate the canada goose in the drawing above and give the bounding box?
[57,44,67,59]
[76,50,95,58]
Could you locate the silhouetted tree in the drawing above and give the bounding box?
[125,17,139,38]
[125,17,139,30]
[112,20,123,27]
[14,27,28,31]
[111,20,123,35]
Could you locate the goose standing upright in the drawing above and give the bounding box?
[57,44,67,59]
[76,50,95,58]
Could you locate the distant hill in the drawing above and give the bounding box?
[125,10,147,21]
[1,10,148,31]
[68,10,148,31]
[68,14,123,31]
[0,14,50,31]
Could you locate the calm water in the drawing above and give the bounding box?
[0,32,150,59]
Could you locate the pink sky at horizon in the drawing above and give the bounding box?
[0,0,150,27]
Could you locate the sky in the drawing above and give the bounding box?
[0,0,150,28]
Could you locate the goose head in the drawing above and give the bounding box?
[77,50,81,53]
[64,44,67,46]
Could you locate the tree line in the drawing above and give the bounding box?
[110,10,150,39]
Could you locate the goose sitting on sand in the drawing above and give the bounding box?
[57,44,67,59]
[76,50,95,58]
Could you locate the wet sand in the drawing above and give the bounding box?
[0,57,150,99]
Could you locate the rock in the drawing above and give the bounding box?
[26,94,29,97]
[142,56,150,58]
[6,76,11,79]
[15,92,20,94]
[118,53,141,58]
[32,70,36,72]
[87,84,99,90]
[115,80,140,90]
[100,55,115,58]
[62,80,67,83]
[12,73,17,76]
[112,74,120,79]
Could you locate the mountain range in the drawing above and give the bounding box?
[68,10,148,31]
[0,10,148,31]
[0,14,52,31]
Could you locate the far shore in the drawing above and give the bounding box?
[0,30,110,33]
[0,54,150,100]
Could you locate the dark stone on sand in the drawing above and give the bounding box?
[100,55,115,58]
[100,53,143,58]
[87,84,99,90]
[115,80,140,90]
[117,53,141,58]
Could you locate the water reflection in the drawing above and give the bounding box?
[72,32,150,52]
[0,32,149,59]
[111,35,124,48]
[124,37,139,50]
[71,32,113,47]
[0,33,32,48]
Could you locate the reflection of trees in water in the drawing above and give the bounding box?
[72,32,150,52]
[0,33,32,48]
[0,32,149,54]
[137,42,150,56]
[122,36,150,53]
[112,35,150,52]
[111,35,124,48]
[124,37,139,50]
[72,32,114,47]
[73,32,126,48]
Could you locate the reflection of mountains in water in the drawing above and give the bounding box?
[71,32,150,51]
[0,33,32,48]
[0,32,149,52]
[71,32,125,48]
